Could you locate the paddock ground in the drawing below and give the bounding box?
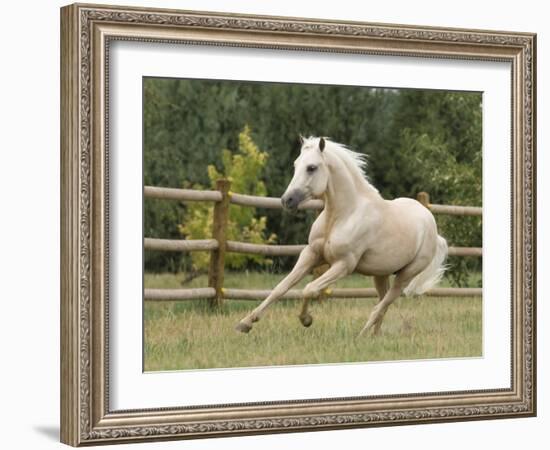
[144,271,482,371]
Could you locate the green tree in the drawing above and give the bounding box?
[179,126,276,270]
[392,91,482,286]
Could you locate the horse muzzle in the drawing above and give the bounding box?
[281,189,305,211]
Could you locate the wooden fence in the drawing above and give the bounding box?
[144,181,482,304]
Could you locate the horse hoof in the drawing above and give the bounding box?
[358,327,380,338]
[299,314,313,328]
[357,327,370,338]
[235,321,252,333]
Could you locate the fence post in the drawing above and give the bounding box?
[208,179,231,307]
[417,191,430,209]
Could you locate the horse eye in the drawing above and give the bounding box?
[306,165,317,173]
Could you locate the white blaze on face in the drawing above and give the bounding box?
[281,137,329,209]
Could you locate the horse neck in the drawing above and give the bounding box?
[323,152,381,218]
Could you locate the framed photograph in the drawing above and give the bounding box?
[60,3,536,446]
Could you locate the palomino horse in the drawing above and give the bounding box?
[236,136,448,336]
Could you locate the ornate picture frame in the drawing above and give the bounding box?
[60,3,536,446]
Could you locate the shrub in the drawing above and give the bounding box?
[179,126,276,271]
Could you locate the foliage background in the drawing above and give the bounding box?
[178,125,277,271]
[143,77,482,285]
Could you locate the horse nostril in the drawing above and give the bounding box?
[282,191,301,209]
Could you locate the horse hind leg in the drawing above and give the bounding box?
[359,283,402,337]
[372,275,390,335]
[359,265,422,337]
[374,275,389,300]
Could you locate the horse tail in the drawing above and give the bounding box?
[404,235,448,297]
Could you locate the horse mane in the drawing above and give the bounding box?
[303,137,379,194]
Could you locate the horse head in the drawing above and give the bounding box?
[281,136,329,210]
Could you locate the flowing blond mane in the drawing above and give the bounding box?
[303,136,378,193]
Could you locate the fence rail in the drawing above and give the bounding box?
[144,184,482,304]
[144,238,482,258]
[144,287,482,301]
[430,204,482,216]
[145,287,216,301]
[223,287,482,299]
[230,192,323,210]
[447,247,482,257]
[144,238,219,252]
[144,185,222,202]
[226,241,305,256]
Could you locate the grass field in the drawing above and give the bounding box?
[144,271,482,371]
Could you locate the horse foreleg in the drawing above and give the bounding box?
[299,264,328,328]
[235,246,319,333]
[298,261,349,326]
[298,297,313,327]
[302,259,350,299]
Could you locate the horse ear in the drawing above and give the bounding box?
[299,135,305,145]
[319,137,325,152]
